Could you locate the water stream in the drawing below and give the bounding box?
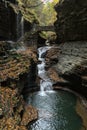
[37,46,53,95]
[27,46,84,130]
[16,13,24,40]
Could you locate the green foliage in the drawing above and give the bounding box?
[10,0,59,39]
[40,0,58,26]
[16,0,44,23]
[16,0,58,25]
[40,31,56,40]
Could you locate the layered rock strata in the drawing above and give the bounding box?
[0,41,38,130]
[46,43,87,97]
[48,0,87,97]
[55,0,87,43]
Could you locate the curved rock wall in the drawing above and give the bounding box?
[52,0,87,97]
[55,42,87,97]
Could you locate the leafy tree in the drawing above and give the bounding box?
[8,0,59,39]
[8,0,58,25]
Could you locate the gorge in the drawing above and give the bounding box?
[0,0,87,130]
[27,46,86,130]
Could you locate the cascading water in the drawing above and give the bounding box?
[16,13,24,40]
[37,46,53,94]
[21,16,24,37]
[27,46,84,130]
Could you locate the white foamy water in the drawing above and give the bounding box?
[37,46,53,95]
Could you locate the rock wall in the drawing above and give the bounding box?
[46,43,87,97]
[0,2,12,40]
[0,1,25,41]
[48,0,87,97]
[0,41,38,129]
[55,0,87,43]
[56,42,87,97]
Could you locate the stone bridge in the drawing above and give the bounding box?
[25,25,55,45]
[32,25,55,32]
[0,0,55,41]
[37,26,55,31]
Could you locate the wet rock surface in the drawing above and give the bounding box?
[46,42,87,97]
[0,41,38,130]
[45,46,61,68]
[21,105,38,126]
[76,98,87,130]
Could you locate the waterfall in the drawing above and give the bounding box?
[16,13,20,40]
[37,46,53,95]
[2,0,8,8]
[21,16,24,37]
[16,13,24,40]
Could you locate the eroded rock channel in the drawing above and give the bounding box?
[26,45,87,130]
[0,0,87,130]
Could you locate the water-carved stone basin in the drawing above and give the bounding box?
[26,90,85,130]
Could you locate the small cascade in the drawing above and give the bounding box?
[2,0,8,8]
[16,13,20,40]
[16,13,24,40]
[37,46,53,95]
[21,16,24,37]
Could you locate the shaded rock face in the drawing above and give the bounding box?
[0,1,24,41]
[46,42,87,97]
[55,42,87,89]
[45,47,61,68]
[0,2,17,40]
[0,41,38,129]
[52,0,87,97]
[55,0,87,43]
[0,87,38,130]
